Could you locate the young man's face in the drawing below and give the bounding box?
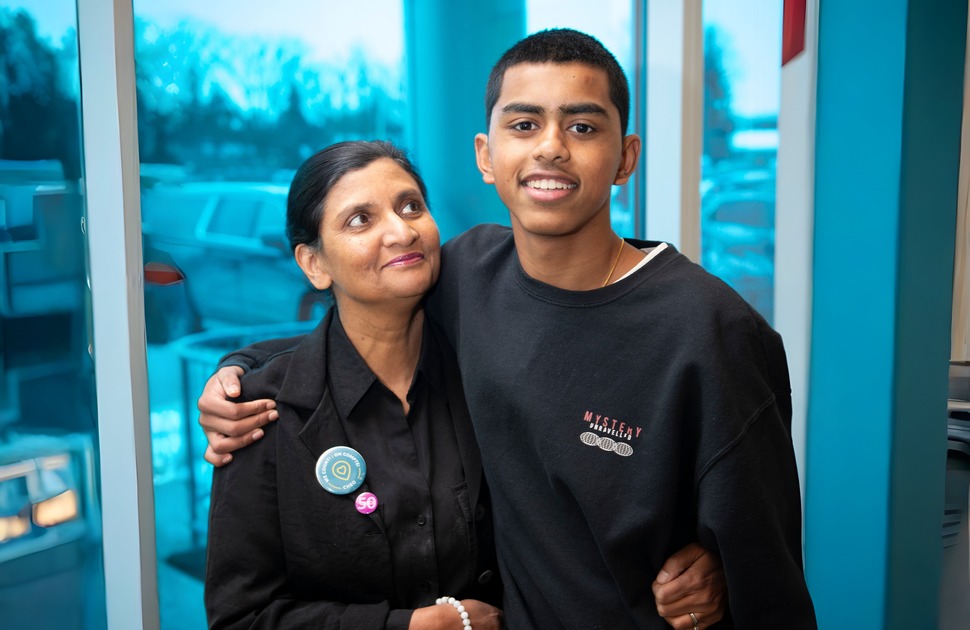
[475,62,640,239]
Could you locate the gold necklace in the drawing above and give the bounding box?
[602,234,624,287]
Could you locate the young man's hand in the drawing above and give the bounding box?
[198,366,278,466]
[652,543,726,629]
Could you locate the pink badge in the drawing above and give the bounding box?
[355,492,379,514]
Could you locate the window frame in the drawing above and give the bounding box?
[77,0,160,627]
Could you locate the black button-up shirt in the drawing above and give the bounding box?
[327,316,470,610]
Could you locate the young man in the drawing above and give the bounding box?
[200,29,814,629]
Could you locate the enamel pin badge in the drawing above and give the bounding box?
[355,492,379,514]
[315,445,367,495]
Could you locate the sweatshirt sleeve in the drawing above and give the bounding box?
[694,396,817,628]
[216,335,305,373]
[683,296,816,628]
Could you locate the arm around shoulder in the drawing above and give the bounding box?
[199,335,306,464]
[217,335,304,373]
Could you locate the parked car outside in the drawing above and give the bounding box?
[701,182,776,321]
[141,181,327,343]
[704,168,775,197]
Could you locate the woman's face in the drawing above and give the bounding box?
[296,158,441,310]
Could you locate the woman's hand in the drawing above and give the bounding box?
[409,599,503,630]
[652,543,726,629]
[198,366,278,466]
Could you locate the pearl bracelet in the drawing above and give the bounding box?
[435,596,472,629]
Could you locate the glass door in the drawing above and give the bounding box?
[0,2,107,627]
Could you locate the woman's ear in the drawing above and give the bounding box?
[475,133,496,185]
[295,243,332,291]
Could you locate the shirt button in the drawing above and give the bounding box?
[420,581,432,592]
[477,570,494,584]
[475,504,486,521]
[417,514,427,526]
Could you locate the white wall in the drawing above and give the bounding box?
[775,0,819,507]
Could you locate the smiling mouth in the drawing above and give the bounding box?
[384,253,425,267]
[524,178,577,190]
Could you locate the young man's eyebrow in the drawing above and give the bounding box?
[501,102,544,116]
[559,103,609,117]
[499,102,609,117]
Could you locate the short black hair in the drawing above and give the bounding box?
[286,140,428,252]
[484,28,631,134]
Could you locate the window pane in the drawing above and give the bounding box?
[207,198,259,239]
[701,0,780,322]
[132,2,405,627]
[527,0,639,237]
[0,3,107,628]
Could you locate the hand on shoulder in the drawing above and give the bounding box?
[199,365,278,466]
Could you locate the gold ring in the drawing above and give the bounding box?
[689,612,699,630]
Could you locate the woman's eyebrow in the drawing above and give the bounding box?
[394,188,423,204]
[335,189,422,218]
[334,201,373,221]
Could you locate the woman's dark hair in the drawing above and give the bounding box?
[286,140,429,251]
[484,28,631,135]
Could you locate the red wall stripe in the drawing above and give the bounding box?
[782,0,807,65]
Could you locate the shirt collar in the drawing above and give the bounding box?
[327,312,446,420]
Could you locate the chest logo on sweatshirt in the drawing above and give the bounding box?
[580,410,642,457]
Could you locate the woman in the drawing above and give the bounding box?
[204,141,503,629]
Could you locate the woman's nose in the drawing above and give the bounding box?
[382,212,418,246]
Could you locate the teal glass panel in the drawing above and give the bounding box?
[131,2,406,627]
[701,0,780,322]
[0,3,107,628]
